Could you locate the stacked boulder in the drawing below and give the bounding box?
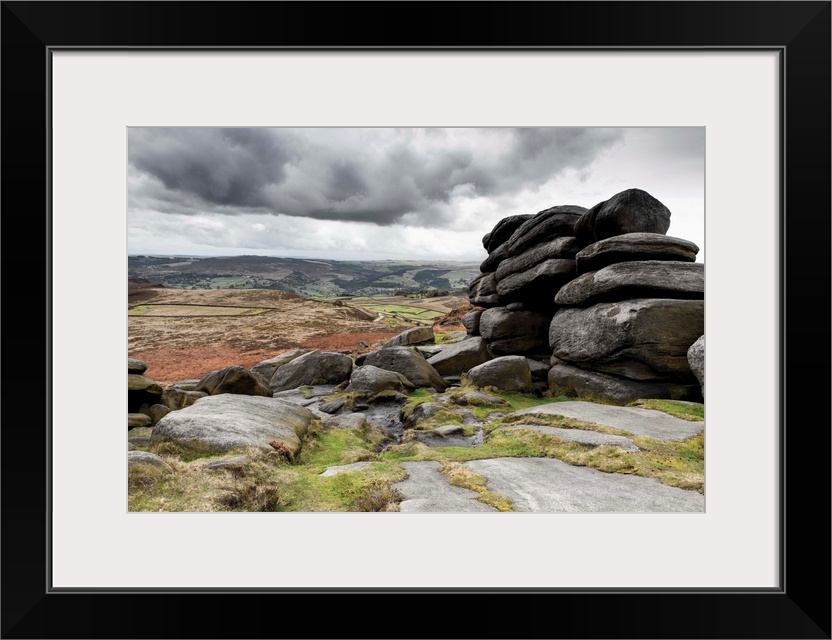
[466,188,705,405]
[467,204,585,360]
[128,358,166,428]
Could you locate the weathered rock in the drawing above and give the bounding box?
[196,365,273,397]
[426,336,492,376]
[416,345,446,358]
[464,457,702,512]
[169,379,201,391]
[468,272,503,308]
[554,261,704,306]
[384,327,435,348]
[574,188,671,245]
[441,331,467,344]
[575,232,699,274]
[345,365,415,395]
[128,358,148,375]
[128,374,163,395]
[573,201,604,246]
[526,358,551,380]
[513,400,704,441]
[498,424,639,451]
[480,242,512,272]
[482,214,534,253]
[318,397,347,414]
[148,404,171,425]
[251,349,311,381]
[323,413,367,430]
[495,258,575,300]
[205,455,249,471]
[465,356,532,393]
[547,360,703,405]
[504,205,586,258]
[495,237,580,281]
[462,310,483,335]
[479,307,552,355]
[152,395,315,454]
[364,347,447,391]
[549,299,704,381]
[269,350,353,392]
[128,451,173,479]
[395,461,498,512]
[450,391,509,406]
[128,413,152,429]
[162,387,208,411]
[402,402,446,429]
[687,335,705,396]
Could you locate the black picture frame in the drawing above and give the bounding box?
[2,2,829,638]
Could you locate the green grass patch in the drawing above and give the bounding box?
[627,399,704,421]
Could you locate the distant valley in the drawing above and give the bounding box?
[128,255,481,298]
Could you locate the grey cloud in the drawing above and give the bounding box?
[128,127,627,227]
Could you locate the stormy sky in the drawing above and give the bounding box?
[128,127,705,262]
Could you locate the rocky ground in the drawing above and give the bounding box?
[128,336,705,513]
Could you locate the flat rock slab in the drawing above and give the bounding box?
[415,428,485,448]
[513,401,703,441]
[319,461,375,477]
[498,424,639,451]
[465,457,703,512]
[394,461,497,513]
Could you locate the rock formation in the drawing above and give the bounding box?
[466,188,704,405]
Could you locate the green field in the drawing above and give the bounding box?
[363,304,444,322]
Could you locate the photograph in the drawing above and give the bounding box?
[126,126,707,514]
[3,0,828,636]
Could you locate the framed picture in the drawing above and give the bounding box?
[3,2,829,638]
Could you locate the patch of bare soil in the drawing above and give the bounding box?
[129,288,409,384]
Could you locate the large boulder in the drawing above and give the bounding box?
[462,310,484,336]
[482,214,534,253]
[554,261,704,306]
[152,395,316,454]
[384,327,435,348]
[364,347,447,391]
[465,356,533,393]
[251,349,311,381]
[549,299,704,381]
[426,337,492,376]
[269,350,353,392]
[345,365,415,395]
[495,236,580,281]
[495,258,575,301]
[687,335,705,396]
[575,232,699,274]
[504,205,586,257]
[195,365,273,397]
[574,189,671,245]
[479,307,552,355]
[548,360,703,405]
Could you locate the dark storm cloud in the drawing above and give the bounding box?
[128,127,626,226]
